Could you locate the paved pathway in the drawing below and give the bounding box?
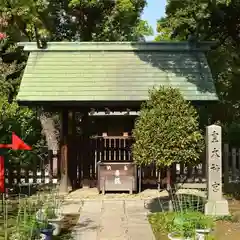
[61,188,206,240]
[71,199,155,240]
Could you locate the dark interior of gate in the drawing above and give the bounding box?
[66,110,206,190]
[67,111,137,189]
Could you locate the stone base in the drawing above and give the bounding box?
[82,179,90,189]
[204,199,230,216]
[59,174,71,194]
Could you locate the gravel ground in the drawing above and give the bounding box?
[63,188,206,201]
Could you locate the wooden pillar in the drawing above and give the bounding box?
[68,111,78,190]
[82,112,90,188]
[47,149,53,183]
[59,110,70,193]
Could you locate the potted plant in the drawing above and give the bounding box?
[38,221,55,240]
[35,192,63,237]
[44,204,63,236]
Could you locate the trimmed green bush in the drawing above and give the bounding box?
[132,86,204,167]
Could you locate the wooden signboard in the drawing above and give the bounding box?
[97,162,137,194]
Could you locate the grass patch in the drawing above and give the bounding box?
[148,212,174,240]
[0,195,80,240]
[0,212,80,240]
[149,211,215,240]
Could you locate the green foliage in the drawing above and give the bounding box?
[156,0,240,143]
[8,197,44,240]
[68,0,152,41]
[13,213,39,240]
[45,206,57,219]
[132,86,204,167]
[0,17,45,167]
[155,17,181,41]
[148,212,173,237]
[156,0,240,43]
[1,0,152,41]
[0,97,44,166]
[222,121,240,146]
[171,211,214,238]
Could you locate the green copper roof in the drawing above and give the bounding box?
[17,41,218,103]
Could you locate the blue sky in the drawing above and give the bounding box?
[142,0,167,40]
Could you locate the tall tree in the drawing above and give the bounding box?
[1,0,152,41]
[156,0,240,144]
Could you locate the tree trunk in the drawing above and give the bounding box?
[39,111,60,152]
[39,111,60,177]
[167,167,174,212]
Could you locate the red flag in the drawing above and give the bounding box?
[0,132,32,150]
[0,156,4,193]
[12,132,32,150]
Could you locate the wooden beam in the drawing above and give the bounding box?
[175,183,207,189]
[89,111,139,116]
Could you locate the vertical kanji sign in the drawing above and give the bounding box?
[0,132,32,193]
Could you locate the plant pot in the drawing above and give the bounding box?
[195,229,211,240]
[168,232,194,240]
[40,224,55,240]
[48,216,64,236]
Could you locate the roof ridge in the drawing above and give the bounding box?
[17,41,215,52]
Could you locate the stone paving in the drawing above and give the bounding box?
[61,188,206,240]
[71,199,155,240]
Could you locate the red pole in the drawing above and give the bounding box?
[0,156,4,193]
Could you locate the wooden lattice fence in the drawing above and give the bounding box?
[3,140,240,192]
